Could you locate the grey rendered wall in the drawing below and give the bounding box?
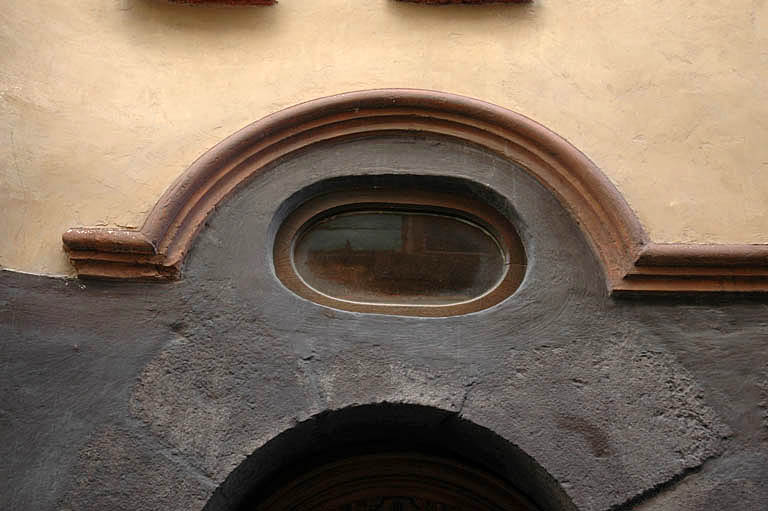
[1,135,766,511]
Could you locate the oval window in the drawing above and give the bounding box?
[295,211,505,305]
[274,189,526,316]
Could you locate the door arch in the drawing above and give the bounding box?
[255,453,539,510]
[201,403,576,511]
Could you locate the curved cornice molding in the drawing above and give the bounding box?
[62,89,768,293]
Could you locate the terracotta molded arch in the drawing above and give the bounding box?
[63,89,768,293]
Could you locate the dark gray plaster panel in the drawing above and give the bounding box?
[2,134,767,511]
[0,274,204,510]
[133,135,731,510]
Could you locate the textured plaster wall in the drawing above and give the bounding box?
[2,136,767,510]
[1,0,767,275]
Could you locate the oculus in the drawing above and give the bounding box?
[274,187,526,316]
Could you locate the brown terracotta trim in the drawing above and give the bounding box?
[635,243,768,267]
[273,189,526,317]
[62,228,156,254]
[61,89,767,293]
[612,243,768,294]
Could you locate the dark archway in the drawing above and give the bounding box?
[255,454,540,510]
[202,403,577,511]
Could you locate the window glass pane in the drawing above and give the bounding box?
[293,211,506,305]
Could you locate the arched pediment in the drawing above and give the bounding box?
[62,89,768,293]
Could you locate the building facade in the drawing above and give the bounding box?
[2,2,768,510]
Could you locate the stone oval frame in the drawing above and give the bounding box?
[62,89,768,293]
[273,188,527,316]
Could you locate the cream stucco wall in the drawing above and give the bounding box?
[1,0,767,275]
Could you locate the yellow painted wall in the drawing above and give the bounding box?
[1,0,767,275]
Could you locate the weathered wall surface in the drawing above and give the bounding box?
[2,136,766,511]
[1,0,768,275]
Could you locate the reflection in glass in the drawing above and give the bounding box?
[293,211,507,305]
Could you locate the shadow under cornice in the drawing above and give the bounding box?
[387,0,537,23]
[121,0,279,33]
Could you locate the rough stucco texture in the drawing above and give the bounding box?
[1,0,768,275]
[3,136,765,511]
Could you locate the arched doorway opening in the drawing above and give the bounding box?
[202,403,576,511]
[255,453,539,510]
